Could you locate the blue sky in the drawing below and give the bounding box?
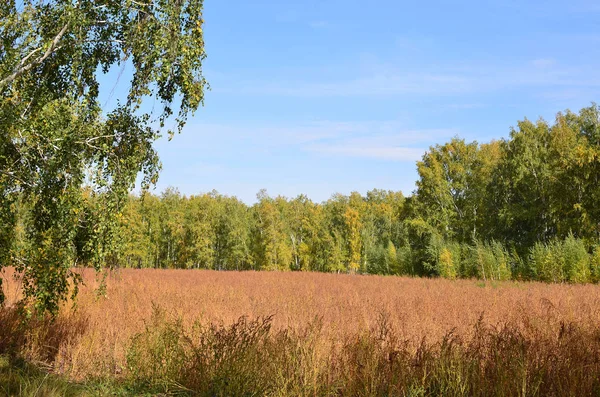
[113,0,600,203]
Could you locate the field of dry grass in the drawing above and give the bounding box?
[2,268,600,395]
[3,269,600,372]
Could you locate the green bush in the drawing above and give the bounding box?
[425,236,461,279]
[528,236,591,283]
[562,234,590,283]
[529,241,564,283]
[438,244,460,280]
[126,306,190,391]
[463,241,512,281]
[591,246,600,283]
[0,357,86,397]
[490,241,512,281]
[125,307,327,396]
[509,246,528,280]
[395,245,413,276]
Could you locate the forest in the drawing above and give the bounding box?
[51,104,600,283]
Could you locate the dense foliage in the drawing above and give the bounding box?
[91,104,600,283]
[0,0,207,313]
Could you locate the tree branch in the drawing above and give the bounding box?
[18,47,43,68]
[0,23,69,90]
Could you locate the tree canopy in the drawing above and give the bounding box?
[0,0,207,314]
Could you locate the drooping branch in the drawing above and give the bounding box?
[0,22,69,90]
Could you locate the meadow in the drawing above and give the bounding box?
[2,268,600,395]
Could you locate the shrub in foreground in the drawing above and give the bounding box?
[0,305,88,366]
[2,303,600,396]
[124,309,600,396]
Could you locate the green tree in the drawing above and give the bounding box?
[492,119,554,250]
[415,138,490,243]
[183,194,216,269]
[157,188,186,268]
[344,207,362,273]
[252,191,292,271]
[547,107,600,242]
[213,194,252,271]
[386,241,398,275]
[298,202,331,272]
[0,0,207,313]
[117,195,154,268]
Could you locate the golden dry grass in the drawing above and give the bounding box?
[2,267,600,382]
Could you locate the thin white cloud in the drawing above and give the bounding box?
[394,35,436,51]
[535,87,600,102]
[567,0,600,12]
[211,58,600,98]
[531,58,556,69]
[159,120,458,162]
[309,20,329,29]
[180,121,454,145]
[228,72,473,97]
[308,144,426,162]
[305,128,457,162]
[181,162,225,175]
[445,103,486,110]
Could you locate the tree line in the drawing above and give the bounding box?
[52,103,599,283]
